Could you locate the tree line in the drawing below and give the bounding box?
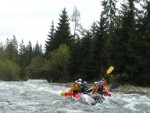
[0,0,150,86]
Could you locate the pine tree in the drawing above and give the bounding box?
[68,37,82,79]
[116,0,140,81]
[33,41,42,57]
[92,14,108,77]
[45,20,55,55]
[19,39,26,67]
[138,0,150,84]
[46,8,72,52]
[101,0,118,65]
[5,35,18,63]
[79,31,93,80]
[24,41,33,66]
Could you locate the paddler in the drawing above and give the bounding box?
[96,80,109,96]
[78,81,89,93]
[85,81,98,94]
[61,78,82,97]
[72,78,82,96]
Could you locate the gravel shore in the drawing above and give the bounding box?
[110,85,150,95]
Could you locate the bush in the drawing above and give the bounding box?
[44,44,70,82]
[0,59,20,81]
[25,56,44,79]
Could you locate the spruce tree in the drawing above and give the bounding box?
[79,31,93,80]
[117,0,140,82]
[24,41,33,66]
[19,39,26,67]
[68,37,82,79]
[92,14,107,77]
[46,8,72,52]
[33,41,43,57]
[5,35,18,63]
[45,20,55,55]
[139,1,150,84]
[101,0,118,65]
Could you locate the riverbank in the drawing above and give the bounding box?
[110,84,150,95]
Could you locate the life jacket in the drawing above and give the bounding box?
[103,86,111,96]
[72,82,78,90]
[92,85,108,94]
[64,87,74,96]
[103,86,108,94]
[103,79,106,87]
[92,86,98,94]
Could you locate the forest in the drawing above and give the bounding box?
[0,0,150,86]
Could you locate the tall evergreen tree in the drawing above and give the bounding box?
[68,37,82,79]
[45,20,55,55]
[138,0,150,84]
[79,31,93,80]
[101,0,118,65]
[19,39,26,67]
[33,41,42,57]
[24,41,33,66]
[51,8,72,50]
[116,0,140,82]
[5,35,18,63]
[92,13,108,77]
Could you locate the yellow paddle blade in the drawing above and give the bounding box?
[106,66,114,74]
[60,92,65,96]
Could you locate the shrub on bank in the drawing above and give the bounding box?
[0,59,20,81]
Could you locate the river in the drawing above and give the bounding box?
[0,80,150,113]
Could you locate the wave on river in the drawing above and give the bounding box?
[0,80,150,113]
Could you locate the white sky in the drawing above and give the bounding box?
[0,0,102,47]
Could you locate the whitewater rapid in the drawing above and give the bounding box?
[0,80,150,113]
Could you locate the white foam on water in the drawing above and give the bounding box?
[0,80,150,113]
[80,94,95,105]
[109,93,150,112]
[123,102,139,111]
[54,108,82,113]
[138,95,150,102]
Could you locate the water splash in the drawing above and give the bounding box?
[0,80,149,113]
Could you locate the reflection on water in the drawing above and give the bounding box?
[0,80,150,113]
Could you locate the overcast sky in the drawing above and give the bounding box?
[0,0,102,47]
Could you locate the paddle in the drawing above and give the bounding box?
[97,66,114,85]
[106,66,114,75]
[96,66,114,97]
[109,84,119,91]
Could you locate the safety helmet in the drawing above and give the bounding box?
[94,81,98,84]
[82,81,88,85]
[99,80,104,85]
[78,78,82,82]
[77,82,82,85]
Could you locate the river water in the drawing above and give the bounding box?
[0,80,150,113]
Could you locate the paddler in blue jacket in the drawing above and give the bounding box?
[78,81,89,93]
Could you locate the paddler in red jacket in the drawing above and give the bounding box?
[61,78,82,97]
